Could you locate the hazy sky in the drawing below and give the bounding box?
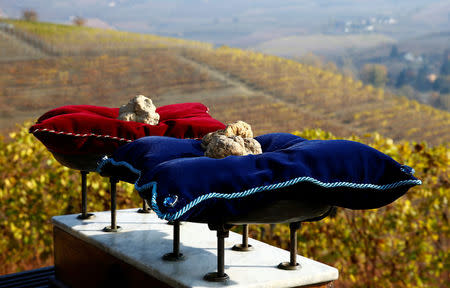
[0,0,448,45]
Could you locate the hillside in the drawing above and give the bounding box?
[1,19,449,146]
[351,31,450,61]
[252,34,397,58]
[1,19,212,54]
[0,28,46,61]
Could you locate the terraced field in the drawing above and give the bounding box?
[0,29,47,61]
[0,51,227,132]
[1,19,212,55]
[202,94,357,137]
[1,19,449,146]
[184,47,450,145]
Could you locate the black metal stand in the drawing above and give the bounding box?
[232,224,254,252]
[162,221,185,261]
[137,199,151,214]
[204,224,231,282]
[77,171,95,220]
[278,222,301,270]
[103,177,122,232]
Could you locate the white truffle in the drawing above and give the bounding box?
[223,120,253,138]
[202,121,262,159]
[202,121,254,148]
[205,135,247,158]
[243,138,262,155]
[118,95,160,125]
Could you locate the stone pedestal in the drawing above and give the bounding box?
[53,209,338,288]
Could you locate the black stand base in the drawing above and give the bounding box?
[77,213,95,220]
[137,208,151,213]
[162,221,185,262]
[277,262,301,270]
[204,223,232,282]
[232,224,254,252]
[162,252,185,262]
[137,199,151,214]
[203,272,230,282]
[103,177,120,233]
[102,225,122,232]
[277,222,301,271]
[231,243,254,252]
[79,171,95,220]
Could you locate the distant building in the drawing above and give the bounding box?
[388,18,397,24]
[404,52,423,63]
[427,74,437,83]
[365,25,374,32]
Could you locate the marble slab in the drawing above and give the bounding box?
[53,209,338,288]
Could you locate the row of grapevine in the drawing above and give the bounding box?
[183,47,450,145]
[0,52,226,133]
[1,19,213,55]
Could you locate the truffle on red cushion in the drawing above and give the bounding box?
[30,103,225,171]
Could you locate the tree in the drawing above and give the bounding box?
[437,94,450,110]
[73,16,86,26]
[360,64,388,88]
[397,85,417,100]
[433,75,450,94]
[299,53,323,68]
[396,68,416,88]
[390,45,399,58]
[22,9,38,22]
[340,56,357,78]
[440,50,450,76]
[324,61,338,73]
[415,65,432,91]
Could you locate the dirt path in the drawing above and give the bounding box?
[155,52,265,106]
[175,55,258,96]
[172,53,360,135]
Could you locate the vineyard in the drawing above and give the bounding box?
[1,19,212,55]
[0,52,227,133]
[0,20,449,287]
[1,19,449,144]
[184,47,450,145]
[202,94,357,138]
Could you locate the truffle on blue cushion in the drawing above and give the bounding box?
[97,133,421,224]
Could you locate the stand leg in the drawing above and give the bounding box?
[162,221,185,261]
[103,177,122,232]
[278,222,301,270]
[204,224,231,282]
[137,199,151,213]
[232,224,254,252]
[77,171,94,220]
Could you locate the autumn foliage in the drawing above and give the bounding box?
[0,124,448,287]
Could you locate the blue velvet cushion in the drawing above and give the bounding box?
[97,133,421,223]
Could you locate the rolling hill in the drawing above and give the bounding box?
[1,19,449,146]
[252,34,397,58]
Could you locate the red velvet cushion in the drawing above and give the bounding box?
[30,103,225,156]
